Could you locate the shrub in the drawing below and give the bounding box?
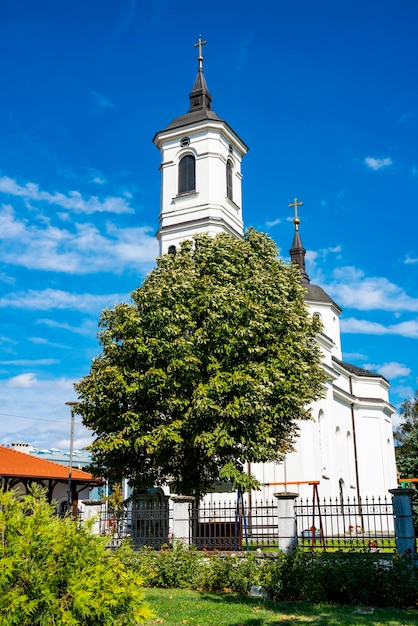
[260,550,418,607]
[124,542,264,594]
[123,541,200,588]
[0,486,153,625]
[124,542,418,608]
[198,552,263,594]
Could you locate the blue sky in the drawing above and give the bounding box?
[1,0,417,451]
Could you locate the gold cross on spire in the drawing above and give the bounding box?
[194,35,207,71]
[289,197,303,230]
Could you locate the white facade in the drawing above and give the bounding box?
[250,318,398,503]
[154,56,398,504]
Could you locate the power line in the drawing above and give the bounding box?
[0,411,84,425]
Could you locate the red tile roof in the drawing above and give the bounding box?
[0,445,102,483]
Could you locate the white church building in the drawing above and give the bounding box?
[152,39,398,503]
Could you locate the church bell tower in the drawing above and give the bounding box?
[153,37,249,256]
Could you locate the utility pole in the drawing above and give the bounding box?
[65,401,77,514]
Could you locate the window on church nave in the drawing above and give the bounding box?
[178,154,195,194]
[226,159,233,201]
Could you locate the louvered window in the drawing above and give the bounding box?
[178,155,195,193]
[226,159,233,200]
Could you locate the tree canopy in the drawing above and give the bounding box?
[395,390,418,528]
[75,229,325,499]
[395,390,418,478]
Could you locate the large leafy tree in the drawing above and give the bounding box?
[75,229,325,500]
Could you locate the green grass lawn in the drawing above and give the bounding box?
[143,588,417,625]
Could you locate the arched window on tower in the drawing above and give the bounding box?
[178,155,195,194]
[226,159,233,201]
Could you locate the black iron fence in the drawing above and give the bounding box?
[295,495,395,553]
[191,498,277,550]
[96,501,173,549]
[86,493,400,553]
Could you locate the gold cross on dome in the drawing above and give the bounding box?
[194,35,207,71]
[289,197,303,228]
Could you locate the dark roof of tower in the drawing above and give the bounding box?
[304,283,335,304]
[332,357,388,382]
[153,41,248,150]
[189,65,212,111]
[160,107,224,133]
[290,227,309,283]
[288,204,338,307]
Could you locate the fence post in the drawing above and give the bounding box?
[171,495,195,546]
[389,488,416,555]
[80,499,103,535]
[274,492,298,553]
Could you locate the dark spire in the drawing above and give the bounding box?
[189,35,212,111]
[288,197,310,284]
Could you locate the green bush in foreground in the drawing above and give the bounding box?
[0,486,153,625]
[123,541,417,608]
[265,549,417,607]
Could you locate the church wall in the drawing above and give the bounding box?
[356,414,390,498]
[354,408,398,498]
[351,377,390,402]
[307,302,342,359]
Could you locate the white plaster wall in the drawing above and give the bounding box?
[307,301,342,359]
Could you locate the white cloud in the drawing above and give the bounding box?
[363,362,411,380]
[36,318,100,337]
[90,89,115,108]
[0,176,132,214]
[342,351,368,361]
[0,373,91,449]
[265,218,281,228]
[0,271,15,285]
[364,156,393,171]
[341,317,418,338]
[0,204,158,273]
[404,256,418,265]
[28,337,67,349]
[0,289,127,312]
[341,318,388,335]
[326,267,418,312]
[88,169,107,185]
[0,335,17,346]
[391,385,415,405]
[305,250,318,264]
[304,246,342,285]
[391,412,403,430]
[0,359,58,366]
[7,373,38,387]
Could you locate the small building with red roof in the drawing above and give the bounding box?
[0,444,102,514]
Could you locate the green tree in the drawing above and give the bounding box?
[75,229,325,500]
[395,390,418,528]
[0,485,153,625]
